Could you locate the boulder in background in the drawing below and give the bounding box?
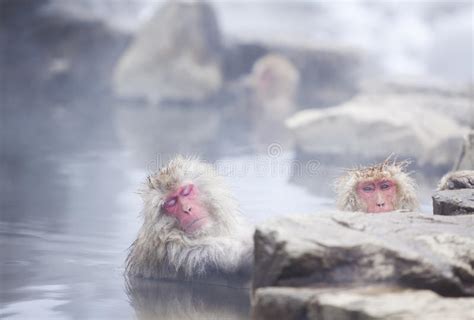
[114,1,223,104]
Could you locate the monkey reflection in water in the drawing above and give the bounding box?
[335,157,419,213]
[126,156,253,281]
[125,276,250,320]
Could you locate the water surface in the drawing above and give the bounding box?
[0,110,331,319]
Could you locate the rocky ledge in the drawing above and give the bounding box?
[285,80,471,171]
[433,189,474,216]
[252,211,474,319]
[433,170,474,216]
[253,287,474,320]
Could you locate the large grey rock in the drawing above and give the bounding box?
[114,1,223,103]
[438,170,474,190]
[433,189,474,216]
[308,288,474,320]
[359,78,473,127]
[252,287,474,320]
[252,287,316,320]
[253,211,474,296]
[286,93,468,170]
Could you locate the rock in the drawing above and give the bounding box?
[359,78,473,127]
[222,42,269,82]
[113,1,223,103]
[309,289,474,320]
[273,44,361,108]
[0,0,129,157]
[252,287,316,320]
[308,290,474,320]
[252,287,474,320]
[433,189,474,215]
[454,130,474,171]
[0,0,47,20]
[286,93,468,170]
[0,0,129,103]
[438,170,474,190]
[253,211,474,296]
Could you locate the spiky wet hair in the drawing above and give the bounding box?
[334,157,419,212]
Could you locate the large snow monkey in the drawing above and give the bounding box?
[126,156,253,280]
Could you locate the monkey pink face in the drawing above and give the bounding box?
[162,183,209,233]
[356,179,398,213]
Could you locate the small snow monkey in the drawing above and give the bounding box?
[246,54,300,147]
[249,53,300,119]
[126,156,253,280]
[335,158,418,213]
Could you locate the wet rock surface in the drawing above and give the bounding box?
[307,288,474,320]
[253,211,474,295]
[253,287,474,320]
[433,189,474,216]
[438,170,474,191]
[252,211,474,319]
[433,170,474,216]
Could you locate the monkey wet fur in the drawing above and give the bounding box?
[126,156,253,280]
[335,158,418,213]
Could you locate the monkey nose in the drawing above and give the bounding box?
[377,202,385,207]
[183,206,192,214]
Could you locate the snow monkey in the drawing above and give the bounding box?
[335,158,418,213]
[249,53,299,114]
[126,156,253,280]
[246,54,300,148]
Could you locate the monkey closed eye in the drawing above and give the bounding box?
[180,184,193,196]
[164,198,177,208]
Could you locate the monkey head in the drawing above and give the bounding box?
[127,156,252,280]
[335,158,418,213]
[142,156,239,237]
[356,178,398,213]
[250,53,300,103]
